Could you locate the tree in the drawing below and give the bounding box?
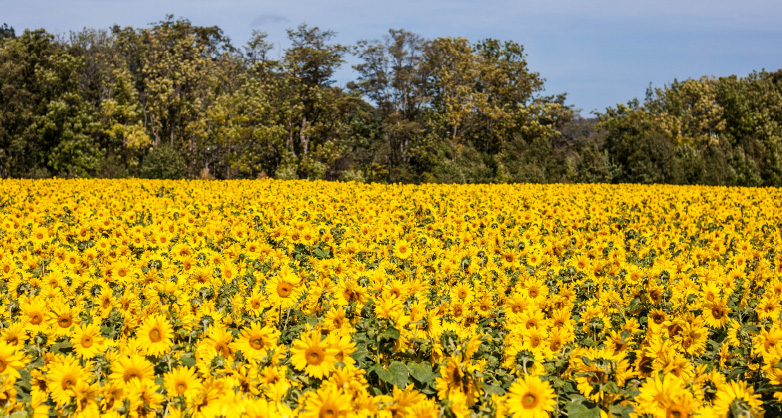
[0,23,14,39]
[283,23,348,159]
[352,29,429,175]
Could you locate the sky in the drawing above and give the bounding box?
[4,0,782,115]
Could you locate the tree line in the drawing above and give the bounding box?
[1,17,781,185]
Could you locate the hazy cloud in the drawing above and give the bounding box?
[251,14,289,27]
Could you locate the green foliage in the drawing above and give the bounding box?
[139,145,187,179]
[2,17,782,185]
[597,70,782,186]
[0,23,14,39]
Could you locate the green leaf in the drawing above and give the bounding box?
[379,327,400,341]
[375,361,409,388]
[482,383,506,396]
[408,361,436,384]
[180,353,196,367]
[51,341,73,354]
[350,344,369,363]
[609,403,634,418]
[567,402,601,418]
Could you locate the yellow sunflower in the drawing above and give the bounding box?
[164,366,201,399]
[0,341,26,383]
[290,329,339,379]
[505,374,556,418]
[266,269,301,310]
[70,323,105,360]
[47,355,85,406]
[231,321,279,361]
[300,385,352,418]
[136,315,174,356]
[394,239,412,260]
[713,380,763,417]
[109,353,155,384]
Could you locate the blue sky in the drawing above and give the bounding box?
[4,0,781,115]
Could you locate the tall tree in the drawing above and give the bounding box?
[352,29,429,173]
[283,23,348,159]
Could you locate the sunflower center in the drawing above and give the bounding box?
[62,377,75,390]
[176,382,187,394]
[31,313,43,325]
[214,343,229,356]
[58,316,72,328]
[666,405,688,418]
[321,407,336,417]
[452,369,462,385]
[149,328,163,342]
[711,307,725,319]
[249,337,263,350]
[278,282,293,297]
[522,393,538,409]
[0,359,6,373]
[251,300,260,309]
[307,349,324,365]
[82,336,93,348]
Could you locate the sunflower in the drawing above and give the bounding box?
[137,315,174,356]
[635,374,688,416]
[713,380,763,417]
[47,355,85,406]
[394,239,412,260]
[127,378,166,415]
[204,324,235,360]
[300,385,352,418]
[21,298,48,332]
[109,354,155,384]
[1,322,27,348]
[70,379,101,415]
[328,331,357,366]
[245,287,267,316]
[266,269,301,310]
[164,366,201,399]
[436,355,479,406]
[231,321,279,361]
[505,374,556,418]
[0,341,26,383]
[244,398,273,418]
[290,329,339,379]
[324,307,349,332]
[260,365,292,401]
[96,286,115,318]
[70,323,105,360]
[48,302,79,337]
[703,299,730,329]
[100,380,125,411]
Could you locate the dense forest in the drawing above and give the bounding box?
[1,17,781,185]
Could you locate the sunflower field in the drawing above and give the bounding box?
[1,179,782,417]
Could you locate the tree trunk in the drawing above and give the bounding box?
[300,115,309,157]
